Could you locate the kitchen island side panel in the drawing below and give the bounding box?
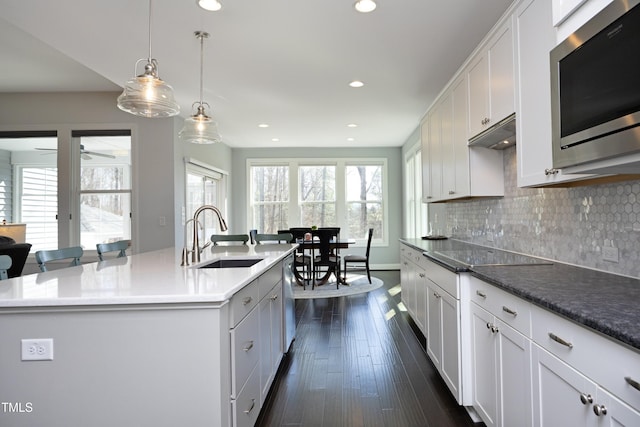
[0,303,230,427]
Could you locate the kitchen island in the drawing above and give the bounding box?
[0,244,296,427]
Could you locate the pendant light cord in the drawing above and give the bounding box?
[199,32,205,105]
[147,0,153,61]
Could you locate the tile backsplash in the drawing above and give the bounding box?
[437,147,640,278]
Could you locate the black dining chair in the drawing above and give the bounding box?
[289,227,312,288]
[311,228,341,289]
[343,228,373,283]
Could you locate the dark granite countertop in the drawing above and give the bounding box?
[399,238,640,352]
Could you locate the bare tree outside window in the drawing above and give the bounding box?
[346,165,383,240]
[299,165,336,227]
[251,165,289,233]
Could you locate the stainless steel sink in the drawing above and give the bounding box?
[198,258,264,269]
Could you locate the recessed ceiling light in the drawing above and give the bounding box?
[349,80,364,88]
[354,0,377,13]
[347,137,355,142]
[258,123,269,128]
[272,138,280,142]
[197,0,222,11]
[347,123,358,128]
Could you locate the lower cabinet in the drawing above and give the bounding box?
[259,280,283,403]
[470,303,532,427]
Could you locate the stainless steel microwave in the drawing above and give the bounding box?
[550,0,640,170]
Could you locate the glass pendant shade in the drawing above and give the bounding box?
[354,0,377,13]
[179,104,222,144]
[117,60,180,118]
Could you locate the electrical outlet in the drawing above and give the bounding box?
[21,338,54,361]
[602,246,619,263]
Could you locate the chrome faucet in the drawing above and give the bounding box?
[191,205,228,263]
[181,218,202,266]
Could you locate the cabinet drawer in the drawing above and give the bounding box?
[469,276,531,336]
[258,263,281,300]
[531,304,640,411]
[230,306,260,398]
[230,279,259,326]
[423,257,458,299]
[232,363,261,427]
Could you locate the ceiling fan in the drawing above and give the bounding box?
[36,144,116,160]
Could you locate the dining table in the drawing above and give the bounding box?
[293,238,355,287]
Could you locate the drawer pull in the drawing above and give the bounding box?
[593,404,607,416]
[476,290,487,298]
[242,297,253,306]
[243,398,256,415]
[243,341,254,352]
[625,376,640,392]
[549,332,573,349]
[579,393,593,405]
[502,306,517,316]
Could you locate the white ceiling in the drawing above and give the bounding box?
[0,0,513,149]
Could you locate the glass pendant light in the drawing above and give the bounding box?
[179,31,222,144]
[117,0,180,118]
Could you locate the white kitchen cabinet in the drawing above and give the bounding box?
[532,345,640,427]
[514,0,594,187]
[469,277,534,427]
[468,17,515,139]
[400,244,426,331]
[423,258,463,403]
[259,280,283,404]
[422,74,504,203]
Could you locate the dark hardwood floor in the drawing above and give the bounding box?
[257,270,483,427]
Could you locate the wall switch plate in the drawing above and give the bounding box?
[21,338,54,361]
[602,246,619,263]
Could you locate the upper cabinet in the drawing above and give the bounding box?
[422,75,503,203]
[514,0,594,187]
[467,18,516,140]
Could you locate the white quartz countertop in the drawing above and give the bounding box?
[0,244,296,308]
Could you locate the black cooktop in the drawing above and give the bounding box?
[434,248,553,267]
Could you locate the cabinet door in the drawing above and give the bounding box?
[452,75,470,198]
[430,100,443,200]
[420,117,433,202]
[470,303,499,427]
[440,89,455,198]
[426,281,443,371]
[532,345,597,427]
[595,388,640,427]
[497,319,532,427]
[468,53,489,138]
[440,289,461,401]
[515,0,593,186]
[414,268,427,333]
[487,21,515,124]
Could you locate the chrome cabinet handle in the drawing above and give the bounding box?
[549,332,573,349]
[485,322,498,333]
[625,376,640,392]
[270,294,279,301]
[243,341,254,352]
[544,168,559,175]
[502,306,517,316]
[448,190,455,195]
[242,296,253,306]
[243,398,256,414]
[419,273,426,278]
[476,290,487,298]
[579,393,593,405]
[433,291,441,299]
[593,404,607,416]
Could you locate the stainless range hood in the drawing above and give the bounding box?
[468,113,516,149]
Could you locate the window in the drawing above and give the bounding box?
[299,165,336,227]
[185,159,227,238]
[250,165,289,234]
[77,133,131,249]
[404,145,427,238]
[346,164,383,240]
[0,130,132,252]
[248,158,387,245]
